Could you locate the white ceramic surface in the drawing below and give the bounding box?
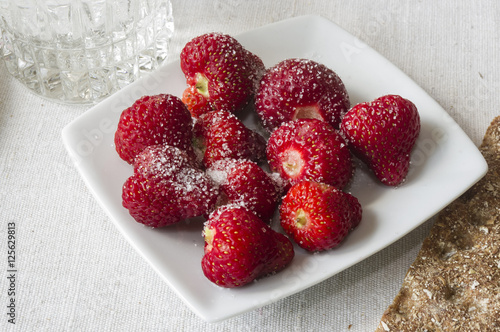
[62,15,487,322]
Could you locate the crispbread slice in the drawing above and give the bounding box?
[376,116,500,332]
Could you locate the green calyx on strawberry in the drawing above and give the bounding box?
[340,94,421,186]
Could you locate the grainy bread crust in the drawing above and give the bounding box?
[376,116,500,332]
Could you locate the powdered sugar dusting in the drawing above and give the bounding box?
[267,119,353,190]
[122,142,219,227]
[135,144,195,180]
[255,58,350,132]
[206,162,230,185]
[205,158,281,223]
[180,32,264,117]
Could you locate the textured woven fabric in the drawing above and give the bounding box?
[0,1,498,331]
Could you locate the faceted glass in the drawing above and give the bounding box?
[0,0,174,104]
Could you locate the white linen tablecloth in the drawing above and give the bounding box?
[1,1,498,331]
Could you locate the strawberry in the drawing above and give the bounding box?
[201,205,294,288]
[340,94,421,186]
[122,144,218,227]
[180,33,265,118]
[266,119,353,191]
[206,159,282,222]
[114,94,193,164]
[255,58,350,132]
[279,181,361,252]
[344,191,363,230]
[192,110,266,168]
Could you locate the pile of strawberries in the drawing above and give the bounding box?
[114,33,421,288]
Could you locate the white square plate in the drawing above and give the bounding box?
[62,15,487,322]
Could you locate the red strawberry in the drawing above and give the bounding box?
[182,85,208,116]
[122,144,218,227]
[266,119,353,191]
[180,33,265,118]
[340,94,421,186]
[192,110,266,168]
[344,191,362,230]
[207,159,282,222]
[114,94,193,164]
[279,181,361,252]
[255,58,350,132]
[201,205,294,288]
